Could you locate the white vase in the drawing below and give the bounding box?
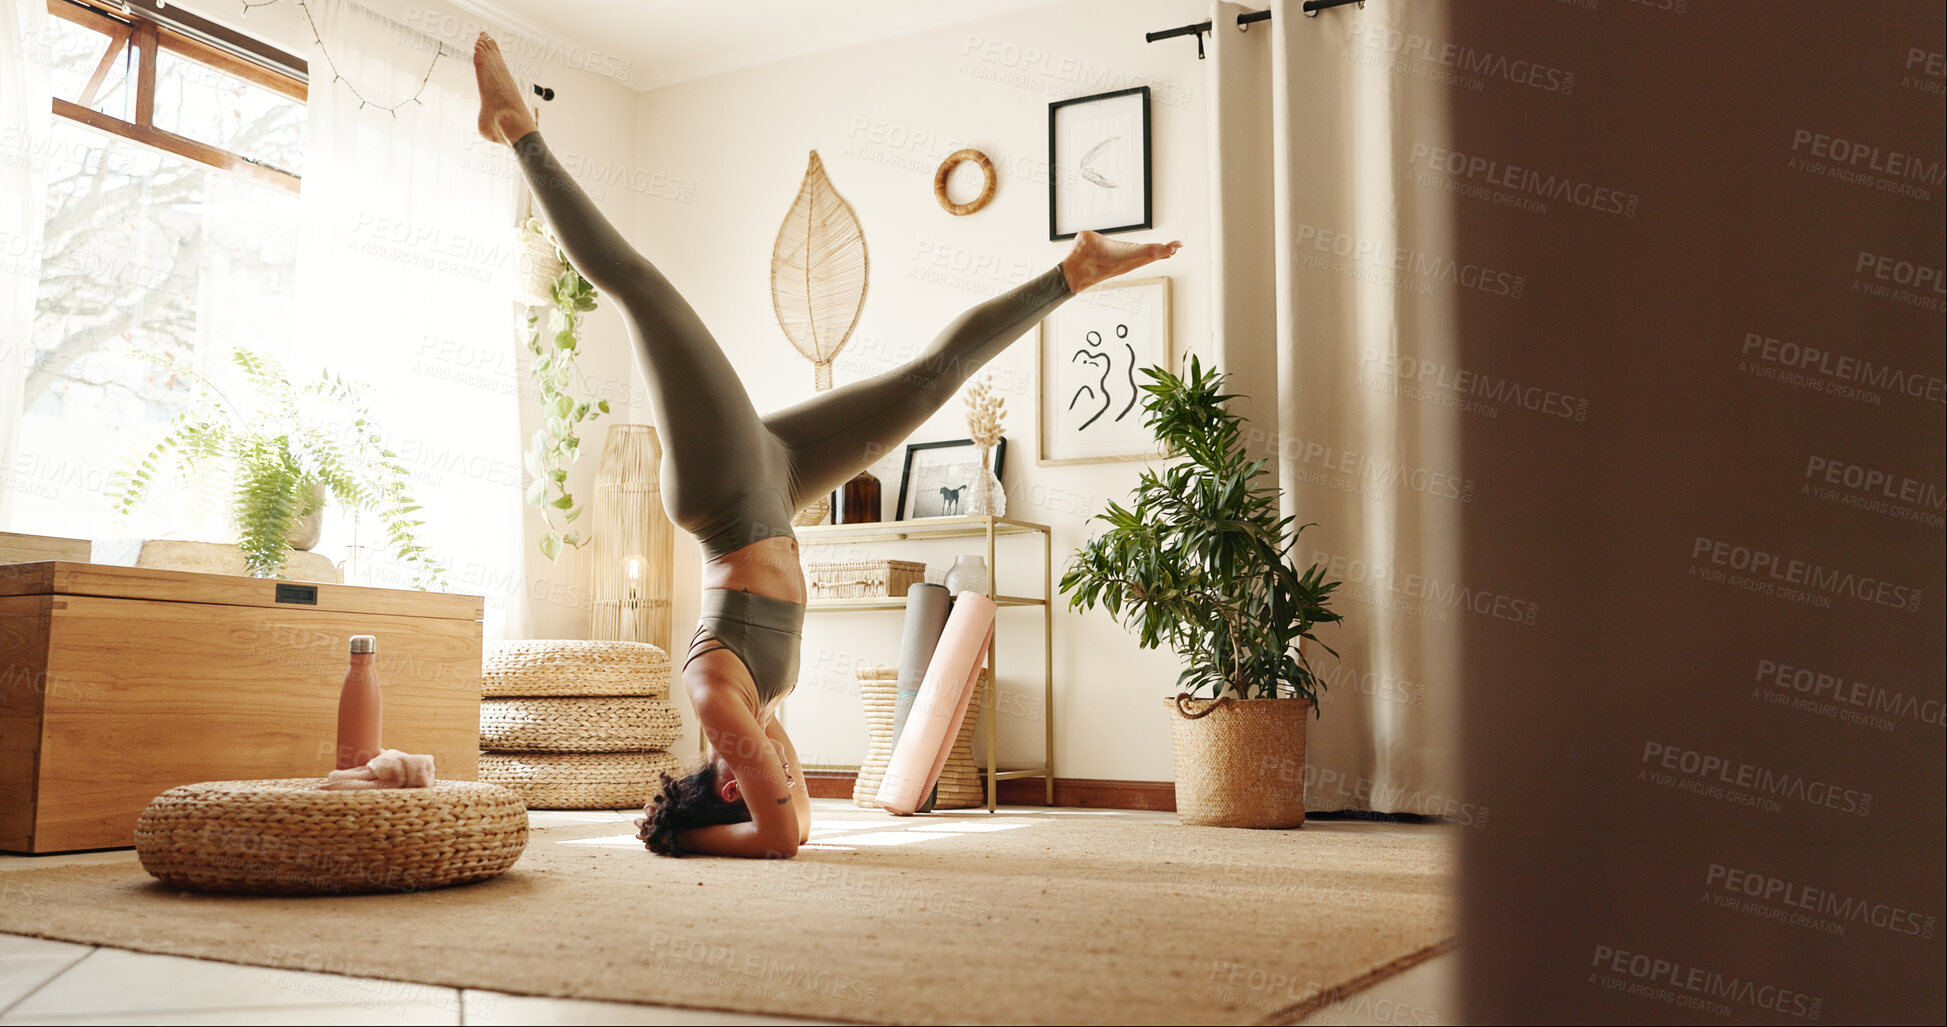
[967,445,1005,516]
[943,555,989,596]
[287,482,327,551]
[514,223,563,307]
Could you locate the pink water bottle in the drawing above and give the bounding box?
[335,635,383,770]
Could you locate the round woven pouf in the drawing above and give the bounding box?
[135,779,528,895]
[480,696,684,753]
[483,639,670,698]
[479,751,685,810]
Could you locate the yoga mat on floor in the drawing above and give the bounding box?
[0,807,1457,1025]
[891,583,952,812]
[876,592,993,815]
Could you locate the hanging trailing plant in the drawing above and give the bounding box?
[519,217,609,561]
[108,348,443,587]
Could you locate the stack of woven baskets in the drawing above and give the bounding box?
[477,640,685,810]
[852,663,987,809]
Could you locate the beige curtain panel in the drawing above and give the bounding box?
[1207,0,1465,820]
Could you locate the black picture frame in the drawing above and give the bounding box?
[895,438,1008,520]
[1047,85,1152,241]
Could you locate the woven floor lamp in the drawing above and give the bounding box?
[591,425,673,650]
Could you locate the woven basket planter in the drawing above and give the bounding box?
[479,751,684,810]
[134,779,528,895]
[806,560,927,600]
[852,664,987,810]
[480,696,683,753]
[1167,696,1310,829]
[482,639,670,698]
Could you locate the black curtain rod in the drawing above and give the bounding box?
[1145,1,1365,57]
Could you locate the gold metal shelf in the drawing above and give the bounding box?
[792,514,1054,811]
[808,593,1046,612]
[796,515,1051,546]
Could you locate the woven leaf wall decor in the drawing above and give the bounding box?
[770,150,869,391]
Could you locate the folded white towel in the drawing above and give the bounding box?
[321,748,436,790]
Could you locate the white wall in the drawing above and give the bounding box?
[184,0,643,640]
[633,0,1213,781]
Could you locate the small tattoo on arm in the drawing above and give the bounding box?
[776,796,792,805]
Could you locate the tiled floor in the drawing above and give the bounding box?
[0,802,1457,1026]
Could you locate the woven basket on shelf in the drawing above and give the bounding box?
[1166,695,1310,829]
[482,639,670,698]
[852,664,987,810]
[479,751,685,810]
[480,696,683,753]
[134,779,528,895]
[806,560,927,600]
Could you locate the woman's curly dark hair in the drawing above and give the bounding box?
[635,762,751,856]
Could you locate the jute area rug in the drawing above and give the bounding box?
[0,806,1454,1025]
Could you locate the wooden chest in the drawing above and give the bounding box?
[0,562,484,853]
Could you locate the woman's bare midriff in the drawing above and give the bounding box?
[698,535,806,604]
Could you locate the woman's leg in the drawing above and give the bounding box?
[479,36,784,536]
[762,268,1069,506]
[766,233,1180,505]
[509,131,772,451]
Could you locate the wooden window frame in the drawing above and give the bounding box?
[47,0,305,194]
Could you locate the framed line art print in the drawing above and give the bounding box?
[1037,276,1172,466]
[1047,85,1152,240]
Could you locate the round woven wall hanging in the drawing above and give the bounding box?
[934,149,997,216]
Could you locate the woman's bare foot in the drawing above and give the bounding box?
[473,33,537,146]
[1059,230,1182,292]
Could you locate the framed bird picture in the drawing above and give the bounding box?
[1048,86,1152,240]
[897,438,1008,520]
[1037,276,1172,465]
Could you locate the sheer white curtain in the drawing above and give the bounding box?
[0,0,51,525]
[1208,0,1464,815]
[296,0,529,635]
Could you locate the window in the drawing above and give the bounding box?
[43,0,304,189]
[11,1,307,542]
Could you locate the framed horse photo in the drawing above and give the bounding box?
[896,438,1006,521]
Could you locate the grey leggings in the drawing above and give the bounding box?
[514,132,1073,560]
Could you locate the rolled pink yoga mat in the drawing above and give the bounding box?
[875,591,994,815]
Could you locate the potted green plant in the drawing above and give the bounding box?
[110,348,443,586]
[1060,355,1341,828]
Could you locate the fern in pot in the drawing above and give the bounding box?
[110,348,443,587]
[1060,355,1341,828]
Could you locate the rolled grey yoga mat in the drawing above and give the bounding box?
[891,582,952,811]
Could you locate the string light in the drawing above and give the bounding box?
[240,0,456,117]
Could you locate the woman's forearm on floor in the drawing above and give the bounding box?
[678,818,801,859]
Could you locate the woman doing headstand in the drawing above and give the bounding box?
[474,34,1179,858]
